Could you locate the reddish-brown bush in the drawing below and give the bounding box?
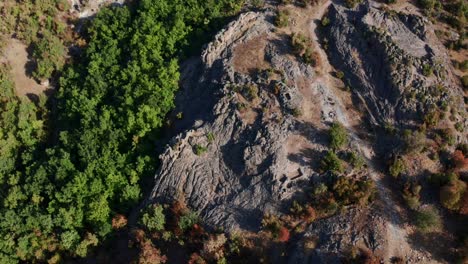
[452,150,468,170]
[277,227,290,242]
[138,240,167,264]
[188,253,207,264]
[112,214,128,229]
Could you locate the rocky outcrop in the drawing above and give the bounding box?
[323,1,464,127]
[150,11,318,231]
[148,1,465,262]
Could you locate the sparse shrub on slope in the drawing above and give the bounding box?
[414,207,442,232]
[321,150,344,173]
[440,179,467,211]
[329,122,349,150]
[389,157,406,178]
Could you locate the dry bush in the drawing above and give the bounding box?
[112,214,128,229]
[201,234,227,261]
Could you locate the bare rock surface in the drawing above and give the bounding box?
[324,1,465,127]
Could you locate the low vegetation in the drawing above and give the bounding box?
[414,207,442,232]
[276,9,290,27]
[329,122,349,150]
[291,33,319,66]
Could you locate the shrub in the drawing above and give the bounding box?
[462,75,468,89]
[423,109,440,127]
[302,46,320,66]
[344,0,363,8]
[321,151,344,173]
[179,211,199,231]
[276,9,290,27]
[207,132,215,143]
[403,129,426,154]
[418,0,439,11]
[321,17,330,27]
[201,234,227,261]
[141,204,166,232]
[261,214,283,239]
[349,151,366,170]
[332,176,375,206]
[251,0,265,8]
[440,128,456,146]
[329,122,348,150]
[278,227,290,242]
[336,71,345,79]
[389,158,406,178]
[292,107,302,117]
[112,214,128,229]
[428,172,458,186]
[194,144,208,155]
[243,84,258,101]
[422,64,434,76]
[440,179,467,211]
[291,33,310,57]
[402,182,421,210]
[460,60,468,72]
[452,150,467,170]
[414,207,442,232]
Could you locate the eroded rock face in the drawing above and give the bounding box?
[150,11,322,231]
[323,1,464,126]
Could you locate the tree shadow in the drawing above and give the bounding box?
[288,148,325,172]
[267,33,293,58]
[407,231,457,263]
[294,120,329,147]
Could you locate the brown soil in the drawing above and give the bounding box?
[0,38,48,98]
[233,34,271,75]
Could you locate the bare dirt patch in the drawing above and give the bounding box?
[233,35,271,75]
[0,38,48,98]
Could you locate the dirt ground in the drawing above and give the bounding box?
[0,38,49,98]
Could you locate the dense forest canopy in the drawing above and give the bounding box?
[0,0,243,262]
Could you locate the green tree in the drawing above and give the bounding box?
[141,204,166,232]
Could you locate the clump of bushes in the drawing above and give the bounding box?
[261,214,290,242]
[332,176,375,206]
[402,182,422,209]
[321,150,344,173]
[329,122,349,150]
[414,207,442,232]
[440,178,466,211]
[402,129,426,154]
[291,33,318,66]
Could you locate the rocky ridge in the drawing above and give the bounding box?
[149,1,466,263]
